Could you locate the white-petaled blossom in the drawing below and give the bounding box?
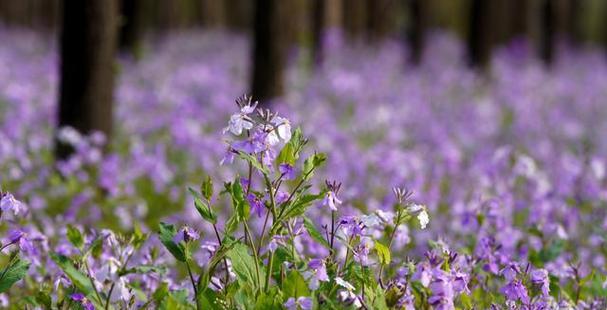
[323,191,342,211]
[335,277,355,291]
[407,203,429,229]
[224,101,257,135]
[417,209,429,229]
[272,116,292,141]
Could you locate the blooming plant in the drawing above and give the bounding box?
[2,32,607,309]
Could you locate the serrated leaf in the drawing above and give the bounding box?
[283,270,310,298]
[118,265,168,276]
[200,176,214,200]
[302,153,327,181]
[225,243,264,290]
[226,181,249,221]
[303,217,330,249]
[374,242,391,265]
[66,225,84,249]
[158,222,186,262]
[238,152,269,175]
[0,257,29,293]
[50,254,94,296]
[189,187,217,224]
[276,128,304,166]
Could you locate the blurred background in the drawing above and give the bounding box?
[2,0,607,160]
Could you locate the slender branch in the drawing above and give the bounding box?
[185,260,200,310]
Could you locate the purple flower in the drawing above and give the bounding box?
[174,226,199,243]
[322,191,342,211]
[501,280,529,304]
[284,296,313,310]
[305,258,329,289]
[246,193,264,217]
[279,163,295,180]
[7,229,33,253]
[0,193,25,216]
[530,268,550,296]
[275,190,289,204]
[70,293,95,310]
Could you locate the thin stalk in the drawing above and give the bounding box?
[378,209,402,288]
[185,260,200,310]
[243,221,262,291]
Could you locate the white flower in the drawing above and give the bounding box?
[335,277,355,291]
[417,210,429,229]
[323,191,342,211]
[272,116,292,141]
[223,102,257,135]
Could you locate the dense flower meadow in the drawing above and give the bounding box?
[1,29,607,309]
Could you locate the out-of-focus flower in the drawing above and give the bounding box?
[0,192,25,216]
[323,191,342,211]
[530,268,550,296]
[305,258,329,290]
[279,163,295,180]
[70,293,95,310]
[284,296,313,310]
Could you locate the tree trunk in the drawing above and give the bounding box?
[467,0,493,67]
[119,0,146,57]
[366,0,394,43]
[539,0,555,65]
[311,0,326,65]
[56,0,118,159]
[407,0,426,65]
[251,0,288,103]
[343,0,367,42]
[201,0,226,28]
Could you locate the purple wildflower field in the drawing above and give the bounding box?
[1,29,607,309]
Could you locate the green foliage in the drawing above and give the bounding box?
[66,225,84,250]
[0,256,29,293]
[158,222,187,262]
[277,128,305,166]
[188,187,217,224]
[303,216,331,249]
[50,253,101,306]
[302,153,327,181]
[225,243,264,291]
[374,241,391,266]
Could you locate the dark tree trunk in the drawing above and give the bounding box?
[366,0,394,43]
[119,0,145,57]
[251,0,287,103]
[508,0,529,40]
[565,0,581,46]
[201,0,226,28]
[407,0,426,65]
[540,0,555,65]
[467,0,492,67]
[56,0,118,159]
[343,0,367,42]
[311,0,326,65]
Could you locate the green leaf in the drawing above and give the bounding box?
[35,291,52,309]
[238,152,269,175]
[303,217,330,249]
[277,128,305,165]
[50,254,94,296]
[66,225,84,249]
[283,270,310,298]
[200,176,214,200]
[158,222,186,262]
[189,187,217,224]
[225,243,265,290]
[280,193,324,221]
[302,153,327,181]
[0,257,29,293]
[118,265,168,276]
[225,181,249,221]
[374,242,391,265]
